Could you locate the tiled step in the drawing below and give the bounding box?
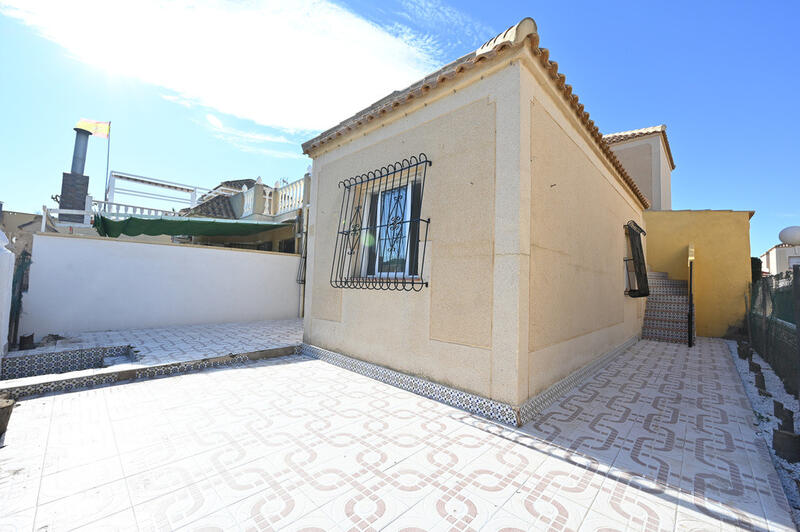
[642,327,693,344]
[648,278,687,287]
[645,303,691,315]
[647,283,688,296]
[643,317,689,331]
[648,289,688,297]
[646,294,690,304]
[649,290,688,298]
[643,271,695,345]
[645,309,691,321]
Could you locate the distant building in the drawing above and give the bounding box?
[180,176,308,253]
[761,243,800,275]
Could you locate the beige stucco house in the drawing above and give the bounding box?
[604,125,675,211]
[300,18,652,425]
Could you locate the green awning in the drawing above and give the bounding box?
[93,215,289,238]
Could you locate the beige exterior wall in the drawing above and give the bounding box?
[659,145,672,210]
[521,53,645,399]
[305,58,524,405]
[609,135,672,210]
[304,46,647,409]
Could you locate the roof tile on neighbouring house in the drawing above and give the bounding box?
[220,179,256,190]
[604,125,675,170]
[181,194,236,219]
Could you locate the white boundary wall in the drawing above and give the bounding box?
[20,234,300,338]
[0,232,14,354]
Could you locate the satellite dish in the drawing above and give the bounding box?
[779,226,800,246]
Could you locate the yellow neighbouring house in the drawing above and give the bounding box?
[603,127,753,340]
[644,210,753,338]
[298,17,753,426]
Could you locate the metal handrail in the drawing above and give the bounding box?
[688,244,695,347]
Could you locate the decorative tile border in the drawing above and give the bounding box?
[0,346,296,400]
[300,338,635,427]
[299,344,519,426]
[1,345,132,380]
[0,373,121,400]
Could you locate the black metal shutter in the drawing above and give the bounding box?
[408,182,421,275]
[627,227,649,298]
[366,193,378,275]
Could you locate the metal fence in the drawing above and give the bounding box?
[749,266,800,397]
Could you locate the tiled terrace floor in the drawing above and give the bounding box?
[0,337,794,531]
[0,319,303,390]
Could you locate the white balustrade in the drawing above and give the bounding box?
[242,188,255,217]
[275,179,304,215]
[92,200,179,219]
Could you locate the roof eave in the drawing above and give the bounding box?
[604,127,676,171]
[302,16,650,210]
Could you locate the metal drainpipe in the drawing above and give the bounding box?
[299,208,307,319]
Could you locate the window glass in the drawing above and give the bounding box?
[378,186,408,274]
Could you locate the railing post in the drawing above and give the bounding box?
[107,174,115,204]
[271,186,280,215]
[302,174,311,206]
[688,261,694,347]
[83,195,92,225]
[793,265,800,395]
[687,244,695,347]
[762,276,768,357]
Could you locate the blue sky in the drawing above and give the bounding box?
[0,1,797,256]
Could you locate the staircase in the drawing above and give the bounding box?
[642,272,696,345]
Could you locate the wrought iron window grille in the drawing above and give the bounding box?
[624,220,649,298]
[330,153,431,291]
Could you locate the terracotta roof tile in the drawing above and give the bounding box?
[302,17,651,209]
[220,179,256,190]
[604,125,675,170]
[181,194,236,219]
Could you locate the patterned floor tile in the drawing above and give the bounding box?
[0,337,795,531]
[174,508,239,531]
[84,507,139,531]
[127,455,211,507]
[39,454,125,505]
[34,479,132,531]
[134,478,225,531]
[230,481,319,531]
[321,481,420,531]
[577,509,628,532]
[502,478,591,531]
[0,507,35,532]
[592,474,677,531]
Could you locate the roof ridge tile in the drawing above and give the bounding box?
[301,17,651,209]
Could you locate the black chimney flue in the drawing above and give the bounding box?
[71,127,90,175]
[58,127,91,223]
